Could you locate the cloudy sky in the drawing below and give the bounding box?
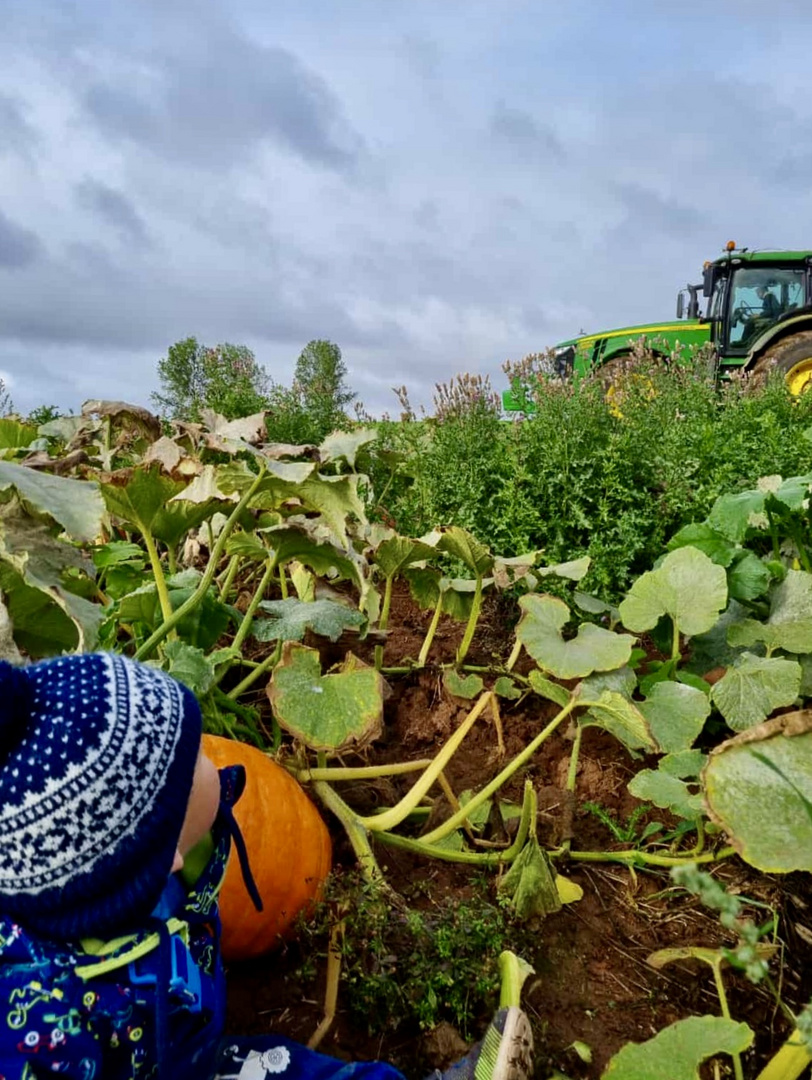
[2,0,812,418]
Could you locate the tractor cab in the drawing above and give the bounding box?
[701,246,812,362]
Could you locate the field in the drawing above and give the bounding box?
[1,358,811,1079]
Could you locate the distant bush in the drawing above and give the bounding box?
[369,353,812,600]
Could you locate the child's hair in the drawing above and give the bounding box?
[0,653,202,940]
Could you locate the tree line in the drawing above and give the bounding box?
[152,337,357,442]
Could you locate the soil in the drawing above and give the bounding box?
[224,584,812,1079]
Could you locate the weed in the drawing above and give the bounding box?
[582,800,661,847]
[295,869,527,1039]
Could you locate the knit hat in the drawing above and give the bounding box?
[0,652,202,941]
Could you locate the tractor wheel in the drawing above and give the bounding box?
[596,354,633,393]
[751,331,812,395]
[596,353,661,417]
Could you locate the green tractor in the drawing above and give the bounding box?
[503,243,812,410]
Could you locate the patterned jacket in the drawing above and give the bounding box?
[0,766,245,1080]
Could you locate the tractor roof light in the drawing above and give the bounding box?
[726,240,737,251]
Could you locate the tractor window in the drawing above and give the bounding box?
[727,267,806,350]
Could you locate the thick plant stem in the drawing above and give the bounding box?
[374,573,395,670]
[229,557,276,654]
[374,780,534,866]
[558,845,737,868]
[710,957,744,1080]
[292,759,434,782]
[417,594,444,666]
[142,530,174,629]
[135,464,268,660]
[456,575,483,665]
[671,616,681,663]
[307,914,344,1051]
[755,1029,812,1080]
[313,780,388,890]
[498,950,535,1009]
[227,639,282,700]
[420,698,578,845]
[357,692,495,832]
[218,554,241,601]
[561,722,584,854]
[278,563,289,599]
[505,640,523,672]
[566,722,583,793]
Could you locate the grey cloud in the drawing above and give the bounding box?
[0,210,42,268]
[490,102,563,160]
[613,183,705,240]
[0,93,38,157]
[82,30,362,173]
[75,180,149,244]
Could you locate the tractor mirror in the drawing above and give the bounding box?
[676,291,685,319]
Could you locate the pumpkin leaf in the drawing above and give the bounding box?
[0,460,105,542]
[660,749,707,778]
[618,547,728,639]
[535,556,591,581]
[602,1015,753,1079]
[666,522,737,566]
[527,670,570,707]
[101,465,184,533]
[403,568,474,621]
[573,591,620,622]
[436,527,494,577]
[727,570,812,655]
[169,465,236,505]
[492,552,539,590]
[0,511,102,654]
[517,594,634,679]
[683,600,751,676]
[578,666,637,701]
[703,711,812,872]
[799,654,812,697]
[118,578,234,651]
[727,550,774,603]
[253,598,366,643]
[0,562,88,655]
[493,676,522,700]
[225,532,268,562]
[268,643,384,752]
[162,640,216,697]
[263,523,367,594]
[627,769,703,820]
[0,418,39,452]
[580,690,657,753]
[710,653,801,731]
[639,681,711,754]
[374,535,437,578]
[497,837,562,920]
[92,541,146,570]
[708,487,768,543]
[319,427,377,467]
[443,670,484,700]
[200,409,267,450]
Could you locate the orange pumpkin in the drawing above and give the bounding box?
[201,733,332,962]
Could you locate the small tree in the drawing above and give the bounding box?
[153,337,271,421]
[0,380,14,418]
[293,340,356,440]
[27,405,61,427]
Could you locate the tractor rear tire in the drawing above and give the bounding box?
[751,331,812,395]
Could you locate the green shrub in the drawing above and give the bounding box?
[369,356,812,601]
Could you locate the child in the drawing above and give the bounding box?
[0,653,533,1080]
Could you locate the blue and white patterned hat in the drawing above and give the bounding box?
[0,652,202,941]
